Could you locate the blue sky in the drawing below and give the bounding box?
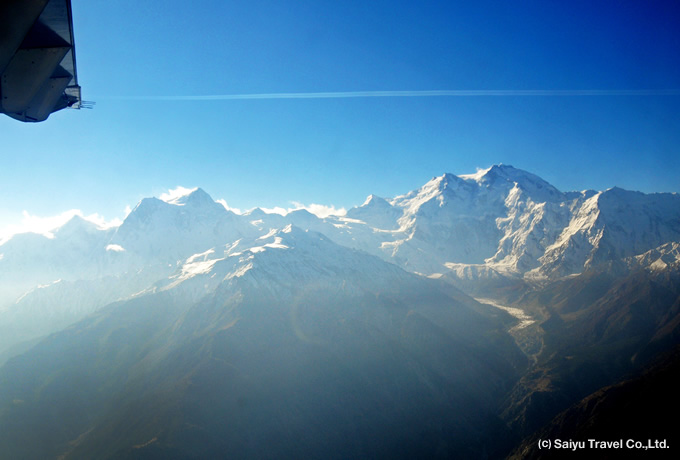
[2,0,680,237]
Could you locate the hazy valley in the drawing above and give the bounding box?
[1,165,679,458]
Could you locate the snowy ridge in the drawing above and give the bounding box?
[2,165,679,294]
[628,241,680,272]
[1,165,679,360]
[141,224,419,309]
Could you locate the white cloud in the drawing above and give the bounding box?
[20,209,79,236]
[458,166,494,182]
[216,199,242,215]
[0,209,122,245]
[0,197,345,245]
[291,202,347,218]
[82,212,123,230]
[106,244,125,252]
[258,206,290,216]
[159,186,198,204]
[258,202,347,218]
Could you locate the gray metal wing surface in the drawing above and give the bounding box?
[1,0,81,122]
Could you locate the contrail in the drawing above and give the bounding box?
[105,89,680,101]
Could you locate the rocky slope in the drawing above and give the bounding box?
[0,226,526,459]
[1,166,679,458]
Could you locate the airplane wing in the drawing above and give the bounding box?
[0,0,81,122]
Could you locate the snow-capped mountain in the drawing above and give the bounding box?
[1,165,679,360]
[0,215,117,304]
[152,224,420,305]
[342,165,680,279]
[533,186,680,277]
[109,187,253,263]
[3,164,679,303]
[0,217,526,459]
[627,241,680,272]
[345,194,402,229]
[1,165,679,458]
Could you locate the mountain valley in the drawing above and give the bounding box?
[1,165,679,458]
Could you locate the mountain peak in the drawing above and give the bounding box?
[57,214,87,229]
[411,173,467,197]
[161,187,215,207]
[130,196,167,216]
[244,207,267,218]
[438,172,467,188]
[360,194,390,207]
[486,163,520,178]
[54,215,101,236]
[459,164,562,200]
[459,164,521,183]
[346,194,401,229]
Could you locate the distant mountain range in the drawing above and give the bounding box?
[1,165,679,458]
